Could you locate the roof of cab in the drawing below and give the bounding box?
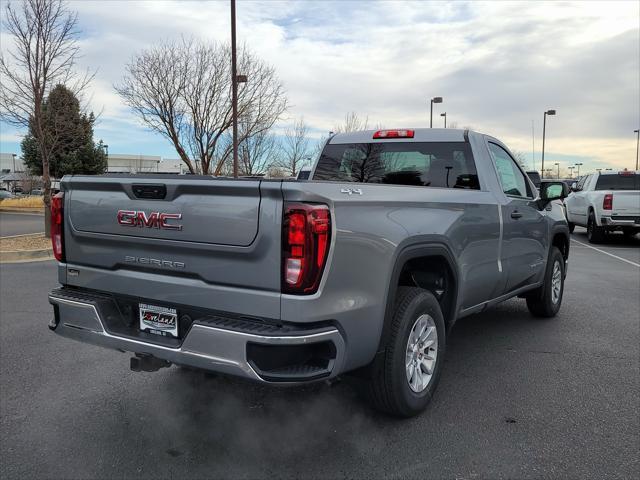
[328,128,469,144]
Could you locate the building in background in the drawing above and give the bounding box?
[2,151,185,177]
[106,154,161,173]
[106,154,183,174]
[0,152,24,173]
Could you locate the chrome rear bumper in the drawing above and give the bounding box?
[49,290,345,383]
[601,216,640,227]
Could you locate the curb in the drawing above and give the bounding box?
[0,248,53,263]
[0,208,45,215]
[0,232,45,240]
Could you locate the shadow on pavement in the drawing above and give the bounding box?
[572,226,640,247]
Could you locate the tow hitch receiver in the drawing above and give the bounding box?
[130,354,171,372]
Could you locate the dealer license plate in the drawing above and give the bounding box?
[139,303,178,338]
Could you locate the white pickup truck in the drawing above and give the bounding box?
[565,170,640,242]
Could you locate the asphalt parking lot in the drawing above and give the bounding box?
[1,228,638,479]
[0,212,45,237]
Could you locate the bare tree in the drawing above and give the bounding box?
[332,111,369,134]
[235,114,278,176]
[512,150,528,169]
[116,38,287,175]
[279,117,311,177]
[0,0,92,234]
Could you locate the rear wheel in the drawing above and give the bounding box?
[587,211,605,243]
[365,287,446,417]
[526,247,565,318]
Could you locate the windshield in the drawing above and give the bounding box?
[314,142,479,189]
[595,173,639,190]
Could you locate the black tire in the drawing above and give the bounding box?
[587,211,605,243]
[567,222,575,233]
[365,287,446,417]
[526,247,565,318]
[623,228,638,238]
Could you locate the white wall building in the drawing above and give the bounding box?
[106,154,184,174]
[0,152,24,173]
[106,154,162,173]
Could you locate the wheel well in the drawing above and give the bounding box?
[397,255,456,330]
[552,233,569,261]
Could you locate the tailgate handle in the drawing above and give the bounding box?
[132,184,166,199]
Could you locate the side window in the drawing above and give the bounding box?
[488,143,531,198]
[577,175,590,191]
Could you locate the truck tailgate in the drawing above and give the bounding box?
[611,191,640,215]
[61,175,283,317]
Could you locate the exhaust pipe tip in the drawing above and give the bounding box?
[130,354,171,372]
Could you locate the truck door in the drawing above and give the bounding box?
[568,174,592,226]
[487,142,548,293]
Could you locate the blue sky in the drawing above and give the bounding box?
[1,0,639,175]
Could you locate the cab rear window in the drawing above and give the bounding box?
[595,173,639,190]
[313,142,479,189]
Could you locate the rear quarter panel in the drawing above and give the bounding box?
[280,179,501,372]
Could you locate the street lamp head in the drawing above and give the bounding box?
[635,129,639,133]
[432,97,443,103]
[545,109,556,115]
[440,112,446,117]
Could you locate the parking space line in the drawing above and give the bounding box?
[571,238,640,268]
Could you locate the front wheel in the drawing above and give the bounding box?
[365,287,446,417]
[526,247,565,318]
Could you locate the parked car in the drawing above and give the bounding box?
[30,189,44,196]
[48,128,570,417]
[296,167,311,180]
[526,170,542,189]
[0,190,15,199]
[565,170,640,241]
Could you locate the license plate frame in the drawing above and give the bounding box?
[139,303,178,338]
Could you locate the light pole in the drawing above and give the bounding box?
[541,109,556,178]
[430,96,443,128]
[11,154,16,172]
[231,0,239,178]
[440,112,447,128]
[554,162,560,179]
[568,166,574,178]
[634,129,639,170]
[575,162,583,177]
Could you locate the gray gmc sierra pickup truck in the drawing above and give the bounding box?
[48,128,570,416]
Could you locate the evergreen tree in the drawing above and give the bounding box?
[22,85,107,177]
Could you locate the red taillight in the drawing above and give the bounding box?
[51,192,65,262]
[373,129,414,139]
[603,193,613,210]
[282,203,331,294]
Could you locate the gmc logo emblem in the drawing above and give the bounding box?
[117,210,183,230]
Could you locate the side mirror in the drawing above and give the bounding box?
[540,181,569,201]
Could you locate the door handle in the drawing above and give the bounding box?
[511,211,523,219]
